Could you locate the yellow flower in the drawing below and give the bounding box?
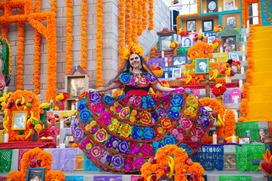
[90,120,97,127]
[120,123,132,137]
[157,127,163,133]
[186,95,198,108]
[114,102,120,107]
[130,116,136,122]
[86,143,92,150]
[34,124,42,132]
[112,119,119,125]
[184,107,197,118]
[131,110,137,116]
[115,123,120,131]
[110,106,116,112]
[108,124,115,131]
[86,124,92,131]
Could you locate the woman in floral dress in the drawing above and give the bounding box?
[72,44,213,172]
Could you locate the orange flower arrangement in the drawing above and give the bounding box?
[65,0,73,74]
[96,0,104,87]
[199,98,225,137]
[33,0,42,94]
[118,0,126,70]
[140,145,205,181]
[176,0,200,31]
[150,65,163,77]
[1,24,8,39]
[125,0,132,45]
[224,109,236,138]
[137,0,144,36]
[177,29,188,37]
[188,42,214,61]
[16,10,25,90]
[169,41,179,49]
[132,0,138,44]
[80,0,88,71]
[148,0,154,30]
[150,47,157,58]
[2,90,40,141]
[7,147,65,181]
[142,0,148,30]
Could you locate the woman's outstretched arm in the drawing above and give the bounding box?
[89,82,122,92]
[151,82,183,92]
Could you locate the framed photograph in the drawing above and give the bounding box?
[202,20,214,32]
[187,20,196,31]
[207,36,216,45]
[224,0,235,11]
[182,37,193,47]
[228,52,240,61]
[160,35,173,51]
[161,66,178,78]
[238,137,250,144]
[207,0,218,12]
[65,75,89,99]
[70,115,77,128]
[226,16,236,27]
[173,55,187,66]
[195,58,210,74]
[172,68,182,78]
[26,168,45,181]
[12,111,27,130]
[222,36,236,52]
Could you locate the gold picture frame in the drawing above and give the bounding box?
[12,111,28,130]
[65,75,89,100]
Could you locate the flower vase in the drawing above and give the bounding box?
[59,100,64,111]
[217,94,223,104]
[173,47,178,56]
[225,75,231,83]
[31,129,38,142]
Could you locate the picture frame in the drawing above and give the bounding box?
[187,20,196,32]
[207,36,216,45]
[182,37,193,47]
[226,16,236,27]
[207,0,218,13]
[65,75,89,100]
[161,66,178,78]
[228,52,240,61]
[70,115,77,128]
[224,0,235,11]
[195,58,210,74]
[12,111,28,130]
[172,68,182,78]
[222,36,236,52]
[160,35,173,51]
[238,137,250,144]
[173,55,187,66]
[26,168,45,181]
[202,20,214,32]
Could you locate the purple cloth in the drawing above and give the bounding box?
[51,148,77,171]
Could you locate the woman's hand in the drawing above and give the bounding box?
[88,88,95,92]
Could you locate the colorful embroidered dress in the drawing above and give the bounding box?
[72,72,212,172]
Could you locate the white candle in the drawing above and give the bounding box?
[203,9,207,14]
[161,51,164,58]
[60,143,65,148]
[71,104,75,110]
[219,7,222,12]
[60,121,64,128]
[242,43,245,51]
[239,79,243,88]
[220,46,223,53]
[212,132,217,144]
[3,133,8,142]
[232,136,236,143]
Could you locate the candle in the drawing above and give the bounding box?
[239,79,243,88]
[60,143,65,148]
[242,55,246,62]
[232,136,236,143]
[3,133,8,142]
[220,46,223,53]
[71,104,75,110]
[242,43,245,51]
[161,51,164,58]
[60,120,64,129]
[212,132,217,144]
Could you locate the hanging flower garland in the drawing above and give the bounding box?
[137,0,143,36]
[224,110,236,138]
[118,0,126,70]
[125,0,132,45]
[3,38,12,76]
[65,0,73,74]
[150,47,157,58]
[1,24,8,39]
[16,10,25,90]
[132,0,138,44]
[148,0,154,30]
[96,0,104,87]
[81,0,88,71]
[33,0,42,94]
[142,0,148,30]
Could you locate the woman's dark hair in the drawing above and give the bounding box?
[105,53,163,87]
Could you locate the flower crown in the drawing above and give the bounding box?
[124,44,144,60]
[193,34,207,42]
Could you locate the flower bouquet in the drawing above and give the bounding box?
[212,83,226,104]
[55,92,69,110]
[169,41,179,56]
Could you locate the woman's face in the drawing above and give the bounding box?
[199,62,207,71]
[129,54,141,69]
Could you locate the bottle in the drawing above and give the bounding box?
[212,132,217,144]
[232,135,236,143]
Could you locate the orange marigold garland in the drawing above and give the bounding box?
[118,0,126,70]
[96,0,104,87]
[33,0,42,94]
[140,145,205,181]
[65,0,73,74]
[142,0,148,30]
[125,0,132,45]
[7,148,65,181]
[1,24,8,39]
[137,0,144,36]
[224,109,236,138]
[150,47,157,58]
[16,10,25,90]
[132,0,138,44]
[81,0,88,71]
[148,0,154,30]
